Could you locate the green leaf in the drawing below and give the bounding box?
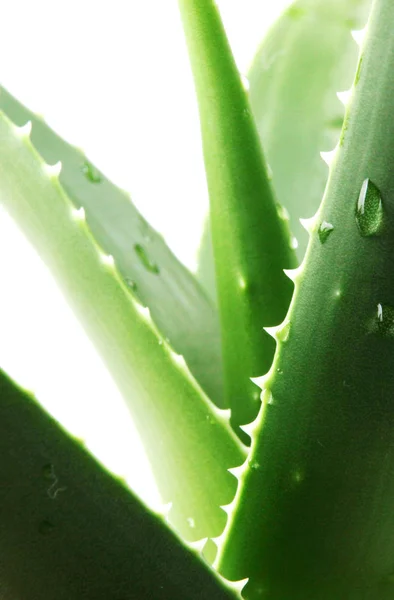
[0,109,246,541]
[178,0,297,437]
[248,0,372,259]
[218,1,394,597]
[196,0,371,299]
[0,86,225,409]
[0,367,241,599]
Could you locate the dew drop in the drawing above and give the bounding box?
[241,74,250,91]
[356,178,383,236]
[318,221,334,243]
[375,303,394,337]
[276,368,283,375]
[134,244,160,274]
[81,160,101,183]
[187,517,195,528]
[293,470,304,483]
[248,460,260,471]
[262,389,274,406]
[39,520,55,535]
[277,204,290,221]
[290,236,298,250]
[125,278,138,292]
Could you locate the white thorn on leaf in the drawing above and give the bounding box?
[290,236,299,249]
[43,160,62,177]
[337,90,352,106]
[220,502,236,517]
[320,149,336,166]
[228,463,246,479]
[157,501,173,521]
[250,374,266,389]
[351,27,367,46]
[264,324,280,339]
[299,216,316,233]
[100,253,114,267]
[283,264,303,283]
[188,538,208,553]
[72,206,85,221]
[15,120,32,137]
[135,302,151,319]
[214,406,232,420]
[239,419,259,438]
[228,578,249,593]
[170,350,186,368]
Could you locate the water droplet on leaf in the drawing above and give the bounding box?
[125,278,138,292]
[248,460,260,471]
[134,244,160,274]
[277,204,290,221]
[318,221,334,243]
[375,303,394,337]
[81,160,101,183]
[356,178,383,236]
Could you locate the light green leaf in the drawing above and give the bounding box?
[0,110,245,541]
[248,0,371,259]
[0,86,225,408]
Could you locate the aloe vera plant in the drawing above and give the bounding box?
[4,0,394,597]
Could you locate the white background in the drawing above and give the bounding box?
[0,0,291,508]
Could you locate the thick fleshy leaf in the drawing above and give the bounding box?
[0,110,246,541]
[248,0,371,259]
[196,0,371,302]
[0,86,225,408]
[178,0,297,437]
[0,368,240,599]
[218,2,394,597]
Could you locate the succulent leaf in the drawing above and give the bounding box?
[218,1,394,597]
[196,0,371,299]
[0,86,225,409]
[0,110,246,541]
[178,0,297,437]
[0,367,240,599]
[248,0,371,259]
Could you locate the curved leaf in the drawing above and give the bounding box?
[0,367,240,599]
[218,2,394,597]
[0,86,225,408]
[248,0,371,258]
[0,110,246,541]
